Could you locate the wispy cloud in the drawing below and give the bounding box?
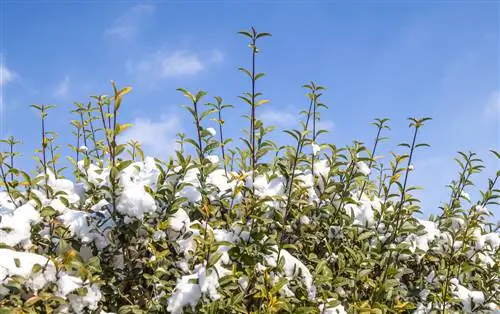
[259,109,335,131]
[104,4,155,41]
[0,64,15,87]
[127,49,223,84]
[260,110,298,127]
[53,75,70,98]
[0,62,16,119]
[483,89,499,118]
[118,115,181,159]
[161,51,204,78]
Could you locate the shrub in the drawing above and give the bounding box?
[0,27,498,314]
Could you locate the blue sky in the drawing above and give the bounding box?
[1,1,499,216]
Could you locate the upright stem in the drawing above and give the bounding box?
[79,110,89,159]
[244,32,259,246]
[98,98,112,163]
[86,106,101,160]
[383,126,419,248]
[359,126,383,197]
[218,109,227,177]
[41,109,49,198]
[275,98,314,261]
[311,95,317,177]
[332,151,357,225]
[250,37,257,189]
[193,101,205,166]
[75,126,81,165]
[49,140,57,179]
[396,130,417,217]
[0,161,16,206]
[437,155,473,228]
[375,126,420,301]
[112,103,118,168]
[107,102,112,137]
[9,141,14,181]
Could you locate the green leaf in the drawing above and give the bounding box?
[357,268,371,279]
[32,263,43,273]
[115,123,133,135]
[256,32,272,39]
[357,231,375,242]
[270,277,288,294]
[40,206,57,218]
[24,296,42,307]
[177,88,195,102]
[117,160,134,172]
[207,252,223,268]
[238,30,252,38]
[255,99,270,107]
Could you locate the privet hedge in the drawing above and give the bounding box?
[0,28,498,314]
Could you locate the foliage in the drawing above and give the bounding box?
[0,27,498,314]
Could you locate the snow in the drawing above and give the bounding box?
[1,152,498,313]
[319,300,347,314]
[206,155,219,164]
[450,278,485,312]
[47,170,82,204]
[0,249,56,294]
[59,209,94,242]
[167,273,201,314]
[168,208,190,232]
[300,215,311,225]
[475,205,489,215]
[116,157,159,219]
[238,276,249,290]
[57,274,102,313]
[78,161,109,187]
[116,184,157,219]
[0,249,101,313]
[461,191,471,202]
[345,201,375,227]
[405,219,441,254]
[167,227,234,313]
[176,168,202,202]
[265,247,316,300]
[206,127,216,136]
[250,175,286,198]
[312,142,321,155]
[0,203,40,248]
[356,161,371,176]
[314,159,330,179]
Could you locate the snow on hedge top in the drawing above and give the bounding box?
[0,155,498,313]
[0,249,101,313]
[0,203,40,248]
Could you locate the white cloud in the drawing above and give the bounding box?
[161,51,204,77]
[0,63,16,118]
[260,110,297,127]
[0,65,14,87]
[127,48,222,83]
[483,90,499,118]
[118,115,181,159]
[53,76,70,98]
[105,4,155,41]
[259,109,334,131]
